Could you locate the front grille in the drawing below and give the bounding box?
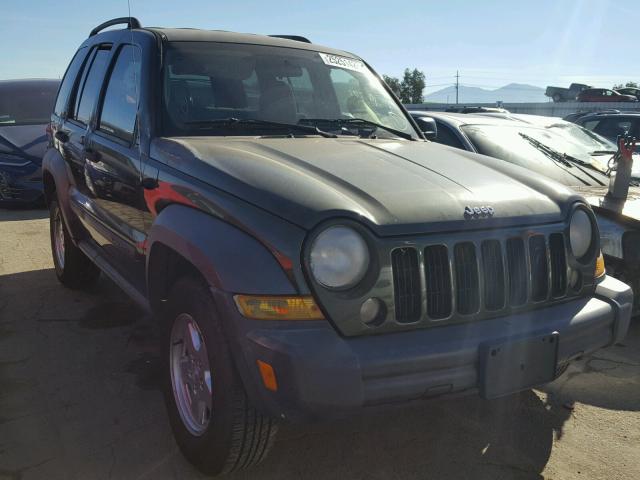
[391,248,421,323]
[391,231,569,324]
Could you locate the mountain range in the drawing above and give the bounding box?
[424,83,548,104]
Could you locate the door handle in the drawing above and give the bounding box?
[85,148,101,162]
[54,131,69,143]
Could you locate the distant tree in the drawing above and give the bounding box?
[613,81,638,89]
[383,69,426,104]
[400,68,426,104]
[383,75,402,98]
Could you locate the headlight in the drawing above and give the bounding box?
[310,226,369,289]
[569,208,593,260]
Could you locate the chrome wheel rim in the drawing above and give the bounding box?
[53,210,65,269]
[170,313,213,436]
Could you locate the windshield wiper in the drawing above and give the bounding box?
[184,118,337,138]
[300,118,415,141]
[590,150,617,155]
[518,132,607,186]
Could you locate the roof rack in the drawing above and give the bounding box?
[90,17,141,37]
[269,35,311,43]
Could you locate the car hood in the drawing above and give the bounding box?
[151,137,579,236]
[574,185,640,224]
[0,124,48,163]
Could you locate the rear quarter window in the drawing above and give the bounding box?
[98,45,141,143]
[53,47,89,118]
[74,47,111,125]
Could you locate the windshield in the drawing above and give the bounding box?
[162,42,417,139]
[0,82,59,125]
[544,122,616,152]
[461,123,611,182]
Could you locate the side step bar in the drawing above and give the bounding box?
[77,240,152,314]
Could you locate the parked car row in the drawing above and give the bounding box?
[0,16,635,477]
[545,82,640,102]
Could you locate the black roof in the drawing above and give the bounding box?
[145,27,356,57]
[86,18,357,59]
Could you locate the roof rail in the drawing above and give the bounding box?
[269,35,311,43]
[90,17,141,37]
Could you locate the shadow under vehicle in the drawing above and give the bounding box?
[42,17,632,476]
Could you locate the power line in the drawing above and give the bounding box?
[455,70,459,104]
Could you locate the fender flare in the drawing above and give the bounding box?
[41,147,84,241]
[146,203,298,296]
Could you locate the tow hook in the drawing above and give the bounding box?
[606,134,637,201]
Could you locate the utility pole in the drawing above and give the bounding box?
[455,70,459,104]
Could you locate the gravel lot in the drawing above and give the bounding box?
[1,207,639,480]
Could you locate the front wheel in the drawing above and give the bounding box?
[49,199,100,289]
[162,277,277,476]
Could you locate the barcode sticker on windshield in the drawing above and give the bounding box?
[318,52,367,73]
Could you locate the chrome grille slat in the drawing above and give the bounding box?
[506,238,527,307]
[454,242,480,315]
[549,233,567,297]
[391,248,421,323]
[529,235,549,302]
[481,240,505,311]
[424,245,452,319]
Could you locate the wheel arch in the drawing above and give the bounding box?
[145,204,298,312]
[41,147,84,241]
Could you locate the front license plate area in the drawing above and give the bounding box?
[480,332,559,399]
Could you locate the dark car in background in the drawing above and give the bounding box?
[577,88,637,103]
[0,79,60,204]
[572,111,640,151]
[409,110,640,311]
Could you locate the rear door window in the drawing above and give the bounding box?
[54,47,89,118]
[435,123,465,149]
[98,45,141,142]
[74,47,111,125]
[594,118,632,138]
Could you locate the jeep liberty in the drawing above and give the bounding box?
[43,18,633,475]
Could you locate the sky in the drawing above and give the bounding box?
[2,0,639,95]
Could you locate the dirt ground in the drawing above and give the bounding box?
[1,207,639,480]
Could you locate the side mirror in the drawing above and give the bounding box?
[413,116,438,141]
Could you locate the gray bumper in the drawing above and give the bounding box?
[220,275,633,421]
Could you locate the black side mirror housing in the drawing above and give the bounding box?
[413,116,438,141]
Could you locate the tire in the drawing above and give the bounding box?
[162,276,277,476]
[49,199,100,289]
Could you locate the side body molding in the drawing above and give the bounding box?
[146,204,298,295]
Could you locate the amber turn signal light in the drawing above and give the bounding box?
[595,251,606,278]
[257,360,278,392]
[234,295,324,320]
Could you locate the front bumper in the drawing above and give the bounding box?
[0,165,43,203]
[217,275,632,421]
